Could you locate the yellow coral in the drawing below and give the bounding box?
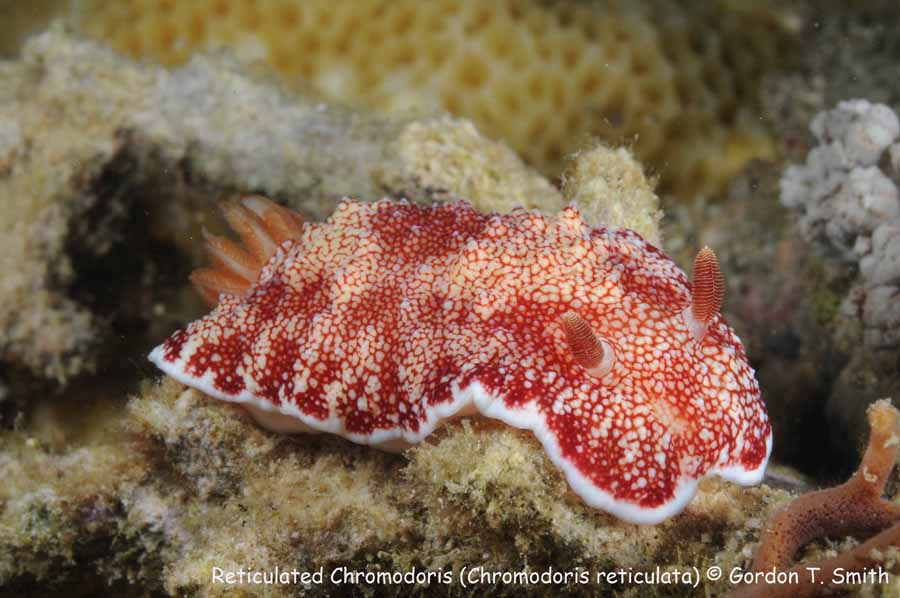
[68,0,791,197]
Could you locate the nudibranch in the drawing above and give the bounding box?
[149,196,771,524]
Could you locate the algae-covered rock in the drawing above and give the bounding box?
[379,115,563,214]
[562,144,663,246]
[0,403,150,594]
[2,376,796,596]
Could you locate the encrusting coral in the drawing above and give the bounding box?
[733,399,900,597]
[67,0,795,197]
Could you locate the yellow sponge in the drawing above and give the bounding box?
[70,0,792,197]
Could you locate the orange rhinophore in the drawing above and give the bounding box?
[691,247,724,325]
[683,246,724,341]
[560,311,614,379]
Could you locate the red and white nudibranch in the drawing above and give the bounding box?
[149,196,772,524]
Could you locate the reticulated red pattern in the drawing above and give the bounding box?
[154,199,770,514]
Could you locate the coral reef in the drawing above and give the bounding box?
[4,9,896,596]
[733,399,900,597]
[67,0,796,197]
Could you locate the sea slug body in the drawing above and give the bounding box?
[149,196,771,524]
